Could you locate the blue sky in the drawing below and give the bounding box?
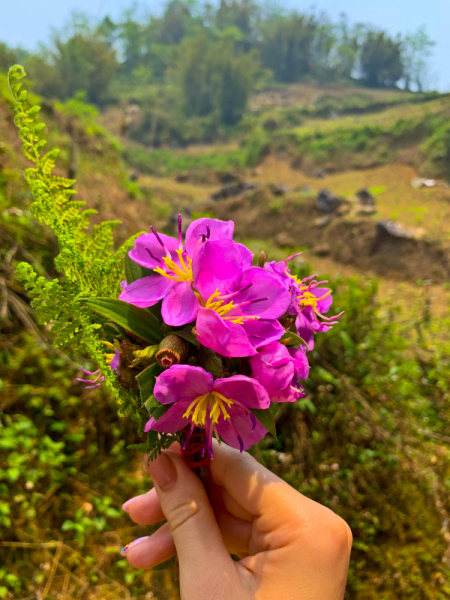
[1,0,449,90]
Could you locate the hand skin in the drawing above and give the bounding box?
[121,441,352,600]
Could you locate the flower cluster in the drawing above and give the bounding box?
[82,217,341,459]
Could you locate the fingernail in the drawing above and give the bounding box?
[147,451,177,491]
[121,536,149,555]
[122,498,135,513]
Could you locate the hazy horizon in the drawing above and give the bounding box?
[1,0,449,91]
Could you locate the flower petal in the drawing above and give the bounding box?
[153,365,213,405]
[185,218,234,256]
[119,275,175,308]
[217,406,267,451]
[213,375,270,410]
[288,347,310,379]
[242,318,285,349]
[295,310,315,351]
[312,287,333,314]
[225,322,258,357]
[144,399,193,433]
[228,267,290,320]
[161,281,199,326]
[195,308,231,355]
[129,233,181,269]
[236,243,253,270]
[193,239,244,302]
[249,342,294,390]
[267,385,306,403]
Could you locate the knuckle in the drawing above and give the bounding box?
[324,515,352,557]
[167,498,202,535]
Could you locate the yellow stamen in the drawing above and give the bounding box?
[183,391,234,425]
[154,252,193,283]
[105,353,115,365]
[203,289,259,324]
[298,289,332,315]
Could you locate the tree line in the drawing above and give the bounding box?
[0,1,436,140]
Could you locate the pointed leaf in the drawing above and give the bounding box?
[281,331,308,348]
[125,254,154,285]
[169,326,199,348]
[137,363,163,404]
[82,298,163,344]
[251,408,277,438]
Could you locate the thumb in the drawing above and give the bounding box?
[147,450,233,581]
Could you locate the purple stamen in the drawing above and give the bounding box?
[151,226,170,257]
[178,214,183,247]
[249,334,265,340]
[80,367,100,376]
[206,224,211,240]
[258,318,277,322]
[183,423,195,450]
[284,251,302,266]
[219,283,253,301]
[250,412,257,432]
[201,234,207,243]
[85,381,104,389]
[146,248,162,264]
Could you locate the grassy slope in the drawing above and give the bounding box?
[2,78,450,598]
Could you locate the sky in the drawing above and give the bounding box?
[1,0,449,90]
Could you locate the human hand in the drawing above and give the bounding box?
[121,441,352,600]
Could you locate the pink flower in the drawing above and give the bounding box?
[249,341,309,403]
[145,365,270,457]
[192,239,291,357]
[265,254,342,350]
[119,216,250,326]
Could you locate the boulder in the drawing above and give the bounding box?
[411,177,436,189]
[315,189,342,213]
[270,183,291,196]
[218,171,240,185]
[313,168,327,179]
[357,205,377,216]
[356,188,375,206]
[313,243,331,257]
[210,181,256,201]
[376,220,424,241]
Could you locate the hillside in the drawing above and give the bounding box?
[3,75,450,599]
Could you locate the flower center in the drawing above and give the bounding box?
[203,289,263,325]
[154,249,193,282]
[298,288,331,315]
[183,391,234,426]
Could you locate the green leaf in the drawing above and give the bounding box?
[170,326,199,348]
[152,403,170,421]
[82,298,163,344]
[124,254,154,285]
[137,363,163,404]
[143,394,160,413]
[281,331,308,347]
[251,408,277,438]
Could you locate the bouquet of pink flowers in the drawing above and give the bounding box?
[8,66,341,467]
[80,216,341,464]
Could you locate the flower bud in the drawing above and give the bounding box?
[198,346,224,378]
[258,250,268,267]
[156,334,189,369]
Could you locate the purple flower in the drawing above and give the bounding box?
[144,365,270,457]
[192,239,291,357]
[75,349,121,390]
[119,216,244,326]
[249,341,309,403]
[265,254,343,350]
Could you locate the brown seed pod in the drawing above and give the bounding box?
[156,334,189,369]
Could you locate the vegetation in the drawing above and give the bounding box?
[1,2,450,598]
[0,2,437,147]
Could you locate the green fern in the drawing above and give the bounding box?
[8,66,176,455]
